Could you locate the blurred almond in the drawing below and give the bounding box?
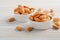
[27,26,33,32]
[53,18,60,22]
[16,26,24,31]
[8,17,15,22]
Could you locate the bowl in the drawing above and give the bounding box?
[14,14,30,23]
[29,19,53,29]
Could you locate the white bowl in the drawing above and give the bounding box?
[14,14,30,23]
[29,19,53,29]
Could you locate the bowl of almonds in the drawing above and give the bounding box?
[14,5,35,22]
[29,8,54,29]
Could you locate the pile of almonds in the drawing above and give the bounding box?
[14,5,35,15]
[29,8,54,22]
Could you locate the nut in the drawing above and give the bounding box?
[24,8,30,13]
[30,8,35,13]
[39,14,47,19]
[53,18,60,22]
[8,17,15,22]
[16,26,23,31]
[35,14,40,18]
[33,13,40,17]
[24,5,29,8]
[41,19,48,22]
[52,17,60,30]
[53,24,59,29]
[34,17,41,22]
[50,9,54,13]
[54,22,60,26]
[27,26,33,32]
[29,16,34,21]
[44,10,49,15]
[50,9,55,16]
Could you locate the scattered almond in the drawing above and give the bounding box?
[53,24,59,29]
[8,17,15,22]
[53,18,60,22]
[16,26,23,31]
[27,26,33,32]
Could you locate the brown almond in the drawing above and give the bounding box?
[29,16,34,21]
[16,26,23,31]
[8,17,15,22]
[52,24,59,29]
[53,18,60,22]
[27,27,33,32]
[34,17,41,22]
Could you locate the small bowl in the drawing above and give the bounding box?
[14,14,30,23]
[29,19,53,29]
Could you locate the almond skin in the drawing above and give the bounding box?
[53,18,60,22]
[8,17,15,22]
[16,26,23,31]
[52,23,59,30]
[29,16,34,21]
[27,27,33,32]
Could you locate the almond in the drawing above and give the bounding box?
[8,17,15,22]
[16,26,23,31]
[27,27,33,32]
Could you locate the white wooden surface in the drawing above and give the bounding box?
[0,0,60,40]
